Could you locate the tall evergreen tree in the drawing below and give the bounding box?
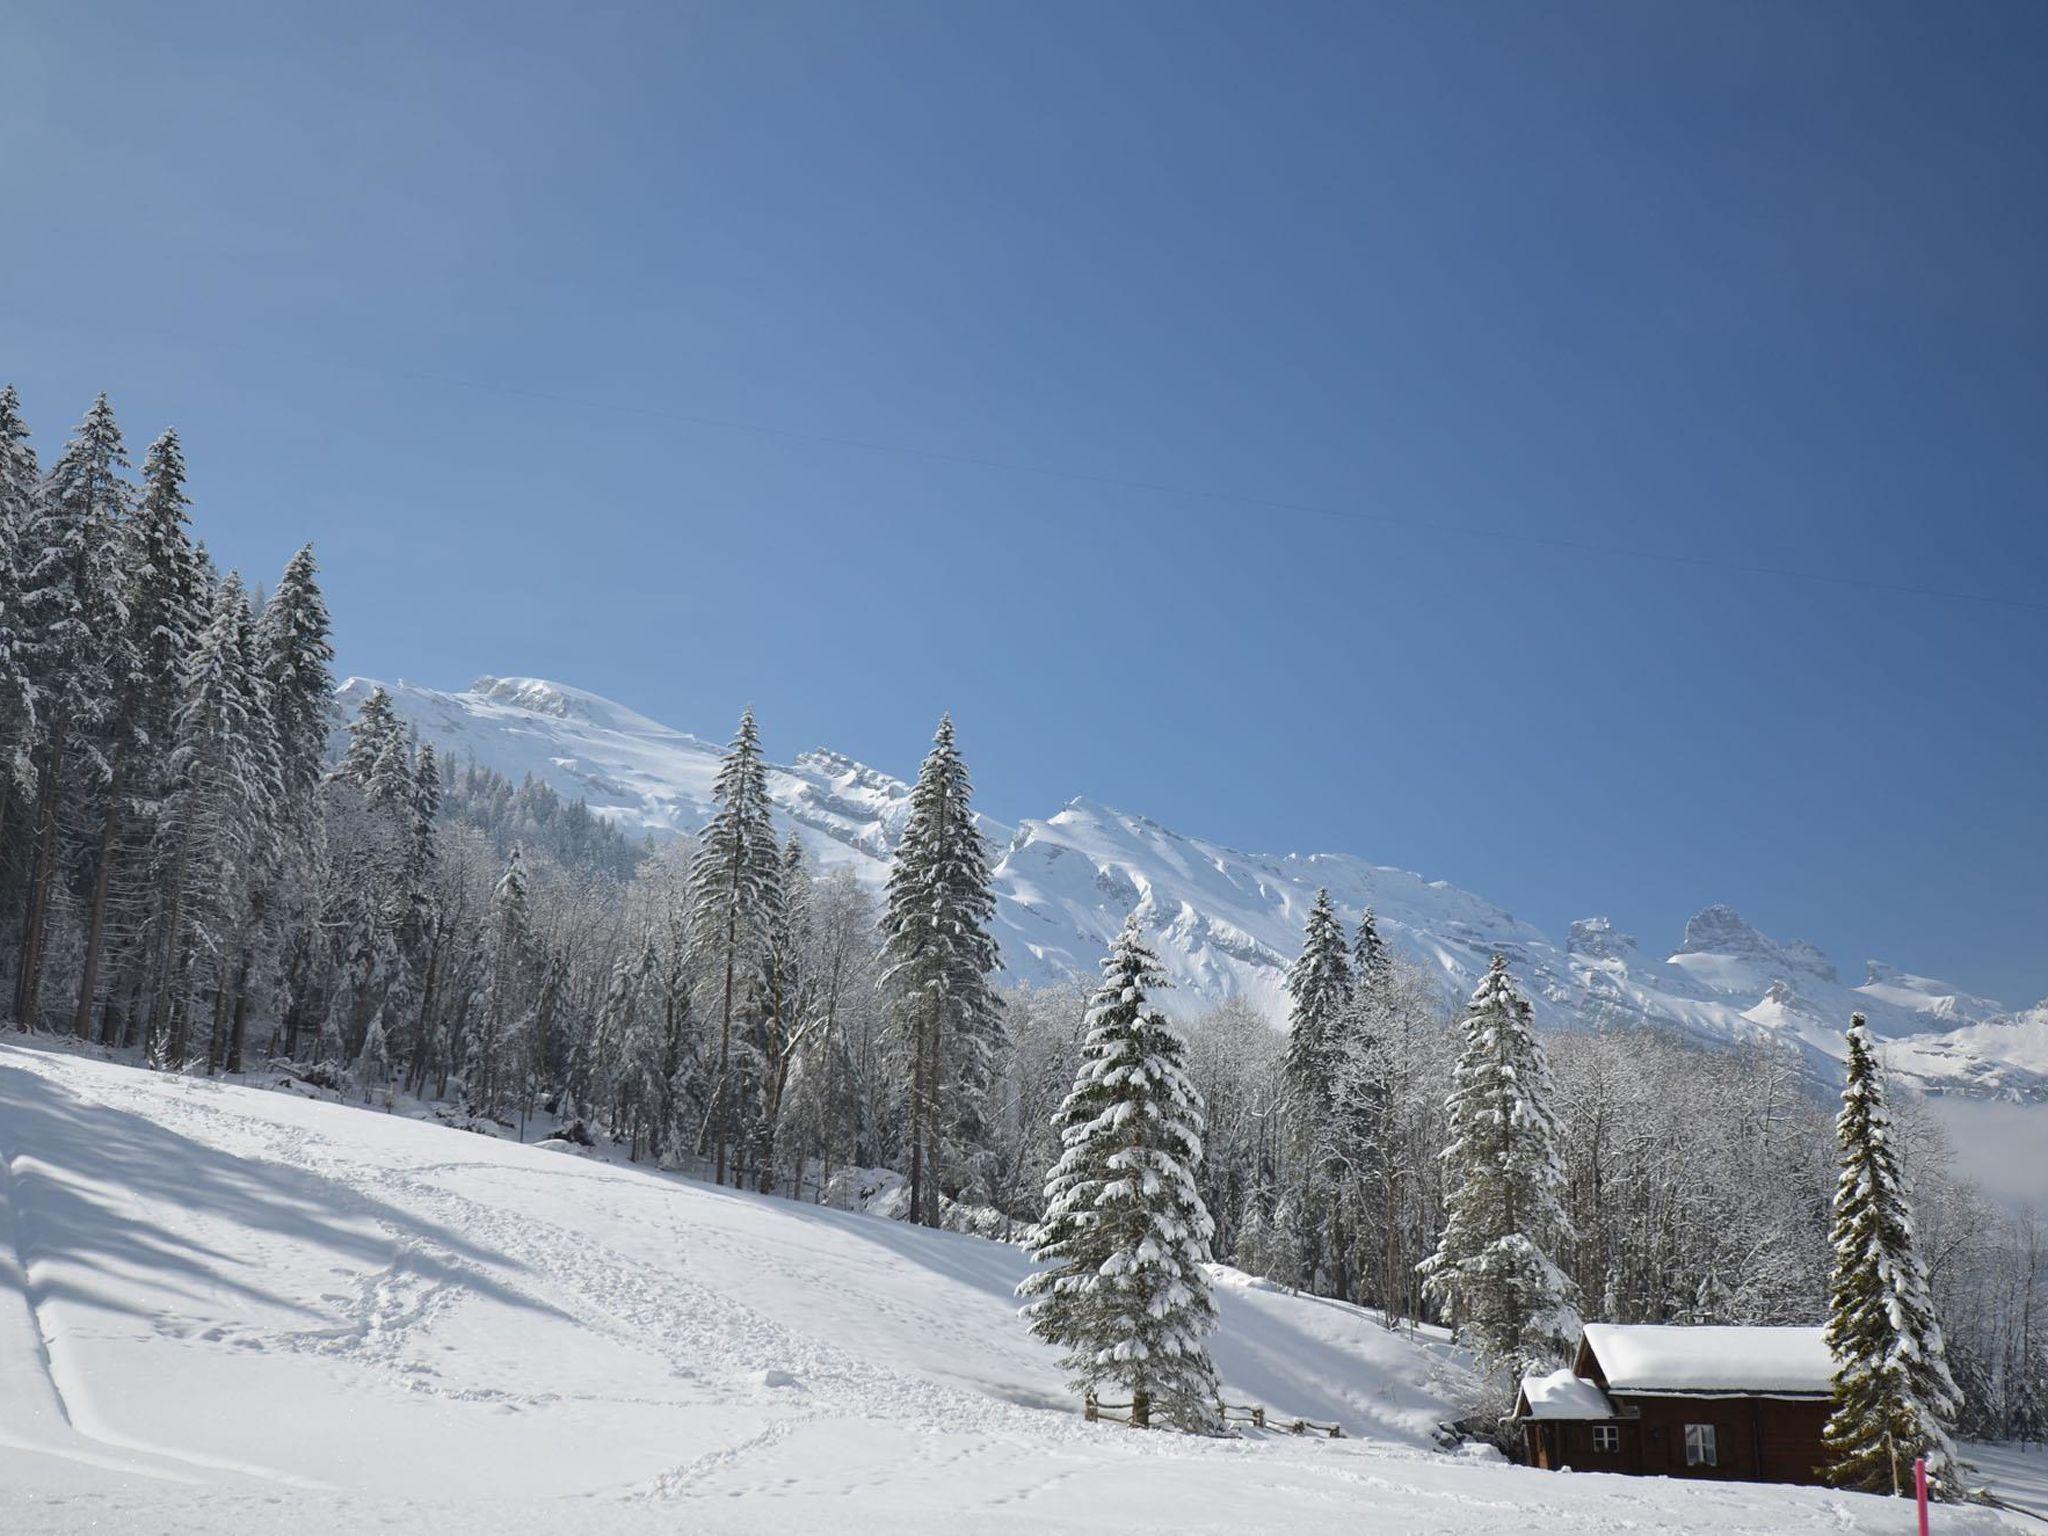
[878,714,1003,1226]
[257,543,335,823]
[469,844,531,1116]
[751,830,809,1193]
[147,576,276,1064]
[335,685,401,787]
[1352,906,1392,992]
[0,386,38,818]
[1417,954,1576,1367]
[687,708,782,1185]
[1283,888,1353,1117]
[14,394,132,1025]
[400,743,443,1065]
[617,934,668,1158]
[210,573,285,1072]
[1020,915,1221,1434]
[1822,1014,1965,1498]
[72,427,202,1038]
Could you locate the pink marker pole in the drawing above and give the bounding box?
[1914,1456,1930,1536]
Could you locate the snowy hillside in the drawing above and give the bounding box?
[339,676,2048,1102]
[0,1042,2019,1535]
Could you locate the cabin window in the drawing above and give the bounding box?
[1591,1425,1620,1453]
[1684,1423,1718,1467]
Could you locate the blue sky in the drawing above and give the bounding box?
[4,1,2044,1001]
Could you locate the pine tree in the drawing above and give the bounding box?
[583,940,642,1128]
[0,386,38,815]
[471,844,531,1116]
[1353,906,1392,992]
[617,935,667,1158]
[335,686,401,788]
[211,574,285,1073]
[1019,915,1221,1433]
[147,576,278,1065]
[752,831,809,1193]
[878,714,1003,1226]
[257,544,335,824]
[1283,888,1353,1117]
[1279,889,1354,1292]
[72,426,202,1039]
[1822,1014,1966,1498]
[14,394,131,1025]
[687,708,782,1185]
[1417,954,1576,1367]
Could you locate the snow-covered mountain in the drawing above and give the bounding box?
[337,675,2048,1103]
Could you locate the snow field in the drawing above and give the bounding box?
[0,1041,2024,1534]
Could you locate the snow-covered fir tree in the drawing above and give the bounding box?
[13,393,131,1025]
[212,572,286,1073]
[71,426,204,1041]
[1417,954,1576,1368]
[616,935,669,1159]
[1282,887,1352,1117]
[687,707,783,1185]
[470,843,531,1116]
[257,543,335,823]
[878,714,1003,1226]
[1822,1013,1965,1498]
[1019,914,1221,1433]
[0,385,39,798]
[748,831,810,1192]
[336,685,401,787]
[146,575,279,1066]
[1352,906,1392,991]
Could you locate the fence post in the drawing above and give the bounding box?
[1132,1390,1150,1431]
[1084,1393,1097,1424]
[1253,1406,1265,1430]
[1292,1419,1306,1436]
[1915,1457,1929,1536]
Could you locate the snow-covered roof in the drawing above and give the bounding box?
[1517,1370,1617,1420]
[1580,1324,1834,1396]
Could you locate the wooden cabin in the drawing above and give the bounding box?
[1514,1324,1834,1486]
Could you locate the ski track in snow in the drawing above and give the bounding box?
[0,1041,2032,1535]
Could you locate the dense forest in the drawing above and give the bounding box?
[1,385,2041,1451]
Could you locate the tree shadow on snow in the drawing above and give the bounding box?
[0,1061,558,1328]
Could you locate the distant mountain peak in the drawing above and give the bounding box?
[339,673,2042,1101]
[1675,903,1839,985]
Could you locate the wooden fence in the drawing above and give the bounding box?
[1083,1393,1342,1438]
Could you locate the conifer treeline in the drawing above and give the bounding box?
[2,385,2040,1454]
[0,389,333,1067]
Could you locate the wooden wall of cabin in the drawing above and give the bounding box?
[1524,1399,1828,1485]
[1618,1396,1829,1486]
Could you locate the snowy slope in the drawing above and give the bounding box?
[339,676,2048,1103]
[0,1041,2021,1535]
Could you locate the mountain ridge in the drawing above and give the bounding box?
[336,674,2048,1104]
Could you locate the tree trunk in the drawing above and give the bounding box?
[281,927,311,1060]
[908,994,928,1226]
[413,920,443,1090]
[13,714,68,1028]
[227,950,254,1074]
[151,844,192,1065]
[72,748,126,1038]
[206,963,233,1074]
[712,900,737,1187]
